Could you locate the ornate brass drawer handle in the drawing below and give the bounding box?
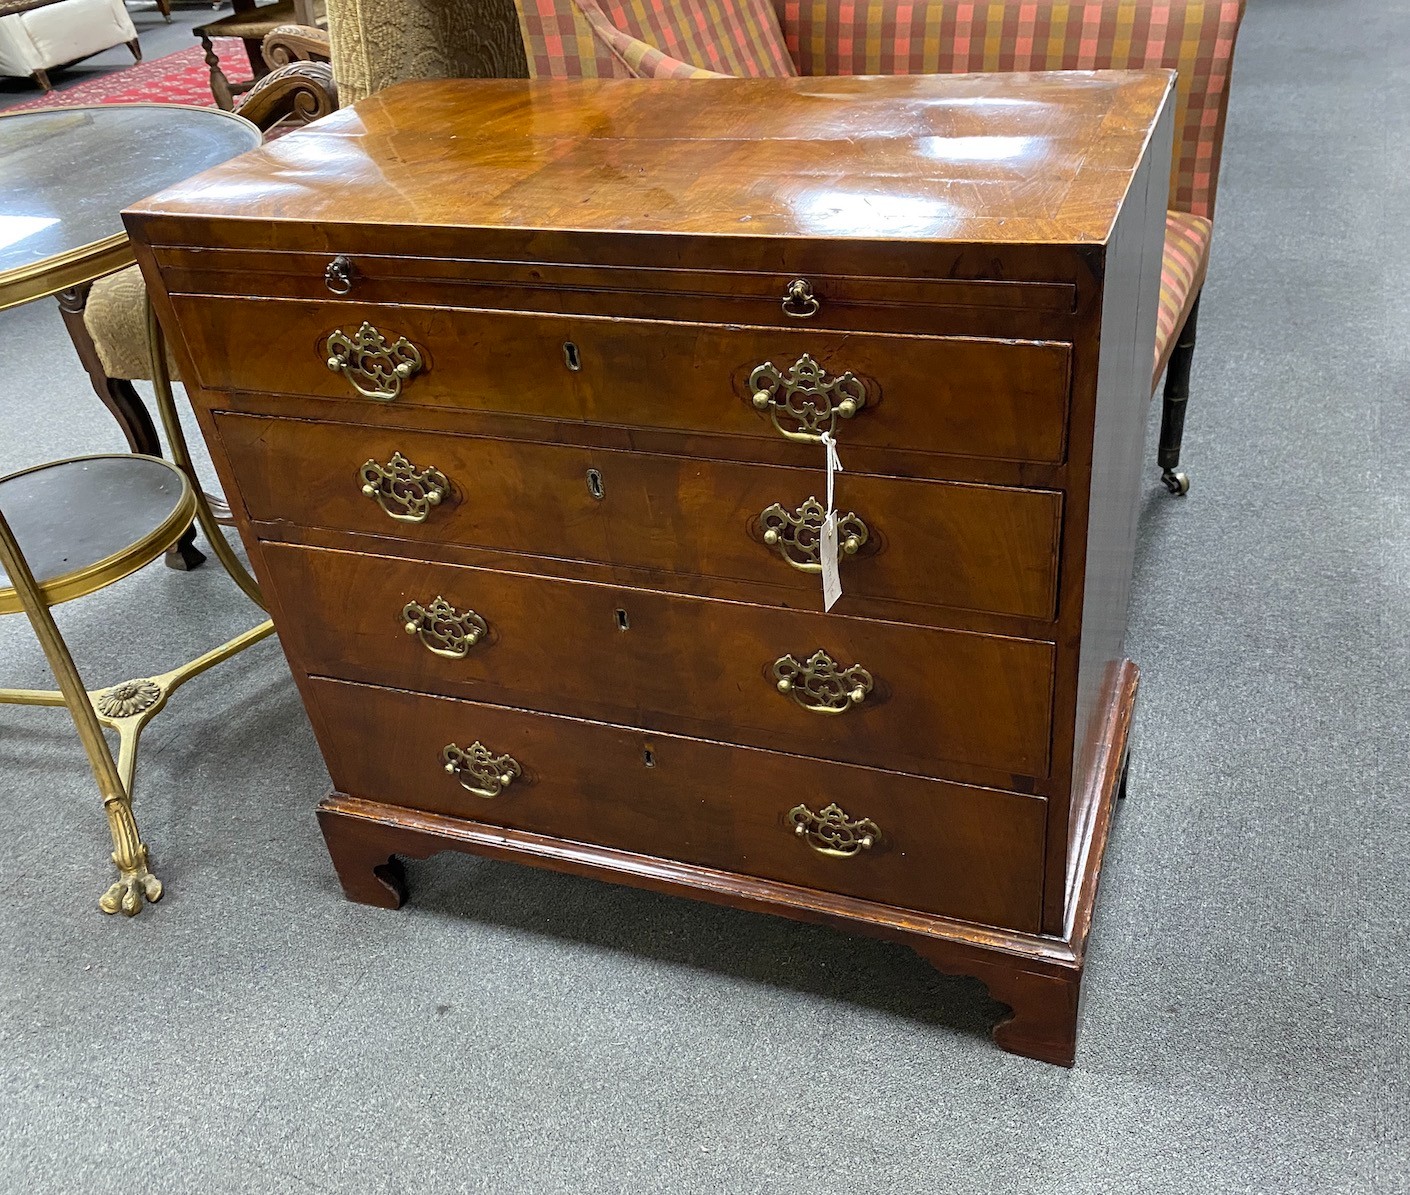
[750,353,867,442]
[359,451,449,523]
[402,596,487,658]
[788,802,880,857]
[773,649,873,714]
[325,321,424,401]
[442,741,521,799]
[761,497,868,573]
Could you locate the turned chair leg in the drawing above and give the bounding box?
[199,33,237,111]
[127,38,142,62]
[1158,290,1201,496]
[54,286,206,572]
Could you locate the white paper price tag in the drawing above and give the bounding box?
[821,511,843,611]
[821,431,842,512]
[819,432,844,611]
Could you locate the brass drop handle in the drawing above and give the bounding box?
[442,741,521,799]
[402,597,487,658]
[788,802,880,857]
[760,498,868,572]
[773,650,873,714]
[325,321,424,401]
[324,254,355,294]
[781,278,820,319]
[358,451,448,523]
[749,353,867,442]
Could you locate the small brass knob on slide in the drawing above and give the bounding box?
[324,254,355,294]
[781,278,820,318]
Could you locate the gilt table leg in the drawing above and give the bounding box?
[0,507,162,915]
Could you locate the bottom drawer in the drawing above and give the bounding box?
[307,677,1047,932]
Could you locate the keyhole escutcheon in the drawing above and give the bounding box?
[563,341,582,371]
[587,468,604,500]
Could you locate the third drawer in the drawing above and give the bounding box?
[261,541,1056,783]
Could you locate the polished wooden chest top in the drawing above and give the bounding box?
[128,73,1174,1067]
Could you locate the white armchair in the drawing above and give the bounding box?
[0,0,139,90]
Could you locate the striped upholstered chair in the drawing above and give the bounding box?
[509,0,1245,495]
[183,0,1246,496]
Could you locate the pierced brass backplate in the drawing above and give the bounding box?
[749,353,867,442]
[442,741,521,798]
[402,596,487,658]
[773,649,873,714]
[760,497,868,573]
[325,321,424,401]
[788,802,880,857]
[358,451,449,523]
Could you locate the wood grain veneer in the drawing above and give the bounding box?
[127,73,1172,1066]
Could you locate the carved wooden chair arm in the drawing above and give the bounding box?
[262,22,331,68]
[237,58,338,129]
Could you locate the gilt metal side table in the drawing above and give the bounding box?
[0,103,272,915]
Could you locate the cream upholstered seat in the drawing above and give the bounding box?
[83,266,178,381]
[0,0,138,90]
[60,26,335,469]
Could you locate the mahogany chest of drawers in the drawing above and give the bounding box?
[129,72,1174,1066]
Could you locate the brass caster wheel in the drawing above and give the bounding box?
[99,855,163,916]
[1161,468,1190,496]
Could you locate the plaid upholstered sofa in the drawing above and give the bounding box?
[327,0,1243,495]
[79,0,1244,500]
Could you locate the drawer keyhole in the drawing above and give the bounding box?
[616,608,630,631]
[643,747,655,768]
[563,341,582,371]
[587,468,605,500]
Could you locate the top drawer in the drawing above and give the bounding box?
[168,295,1073,464]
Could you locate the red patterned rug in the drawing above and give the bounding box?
[5,39,252,112]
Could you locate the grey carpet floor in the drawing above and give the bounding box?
[2,0,1407,1191]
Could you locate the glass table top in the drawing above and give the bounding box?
[0,104,260,303]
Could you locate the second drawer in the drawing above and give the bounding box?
[261,542,1056,782]
[216,412,1063,620]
